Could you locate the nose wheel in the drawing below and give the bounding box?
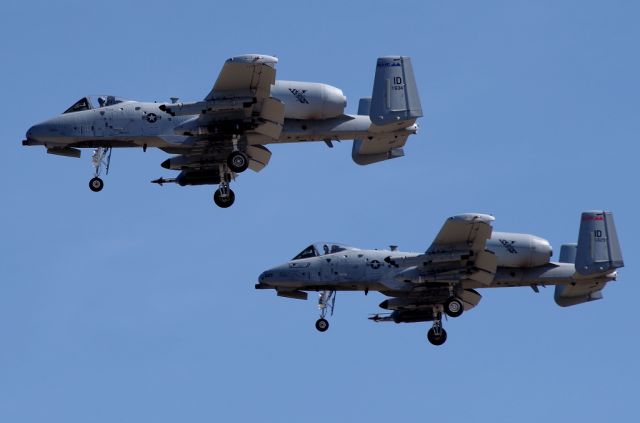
[89,177,104,192]
[315,318,329,332]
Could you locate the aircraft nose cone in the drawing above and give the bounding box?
[24,124,41,145]
[258,270,273,285]
[26,124,39,140]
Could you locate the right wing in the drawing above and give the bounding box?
[390,213,498,285]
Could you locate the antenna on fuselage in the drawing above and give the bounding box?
[170,97,179,104]
[389,245,398,251]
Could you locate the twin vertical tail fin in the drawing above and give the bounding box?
[575,211,624,276]
[370,56,422,126]
[351,56,422,165]
[554,211,624,307]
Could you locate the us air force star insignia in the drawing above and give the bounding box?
[146,113,158,123]
[370,260,381,269]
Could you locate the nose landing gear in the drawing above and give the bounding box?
[89,177,104,192]
[89,147,111,192]
[315,290,336,332]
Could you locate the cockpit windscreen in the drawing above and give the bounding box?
[63,95,128,114]
[291,243,357,260]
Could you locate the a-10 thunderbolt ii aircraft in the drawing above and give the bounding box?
[256,211,624,345]
[23,54,422,207]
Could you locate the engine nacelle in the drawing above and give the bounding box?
[271,80,346,120]
[487,232,552,268]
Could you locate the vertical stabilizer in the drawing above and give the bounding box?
[370,56,422,126]
[575,211,624,276]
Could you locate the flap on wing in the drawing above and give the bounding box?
[252,97,285,139]
[206,54,278,101]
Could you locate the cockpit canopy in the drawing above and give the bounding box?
[63,95,129,114]
[292,243,359,260]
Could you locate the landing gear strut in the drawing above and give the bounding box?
[315,290,336,332]
[89,147,111,192]
[213,164,235,208]
[427,309,447,346]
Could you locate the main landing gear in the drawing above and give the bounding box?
[89,147,111,192]
[427,319,447,346]
[213,149,249,208]
[426,297,464,346]
[213,164,235,208]
[315,290,336,333]
[444,297,464,318]
[227,151,249,173]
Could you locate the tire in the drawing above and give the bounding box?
[427,327,447,346]
[89,177,104,192]
[444,297,464,318]
[315,318,329,332]
[227,151,249,173]
[213,188,235,208]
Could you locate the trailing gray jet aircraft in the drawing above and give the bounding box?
[256,211,623,345]
[23,54,422,207]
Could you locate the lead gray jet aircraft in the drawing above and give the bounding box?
[256,211,624,345]
[23,54,422,207]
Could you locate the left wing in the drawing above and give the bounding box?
[205,54,277,101]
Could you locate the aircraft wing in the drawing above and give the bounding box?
[390,213,498,285]
[205,54,277,101]
[156,55,285,175]
[160,54,285,143]
[428,213,495,253]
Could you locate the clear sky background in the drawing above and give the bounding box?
[1,1,638,422]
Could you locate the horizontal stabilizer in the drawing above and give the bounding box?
[352,97,410,165]
[555,284,604,307]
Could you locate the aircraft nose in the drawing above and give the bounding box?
[24,123,49,145]
[258,269,275,285]
[25,124,39,142]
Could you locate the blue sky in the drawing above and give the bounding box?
[1,1,638,421]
